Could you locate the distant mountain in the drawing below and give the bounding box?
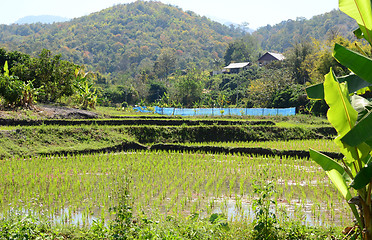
[0,1,244,76]
[15,15,70,24]
[253,9,358,52]
[204,15,255,33]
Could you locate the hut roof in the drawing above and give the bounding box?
[259,52,285,61]
[224,62,250,69]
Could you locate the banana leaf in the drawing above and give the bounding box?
[342,111,372,148]
[324,70,357,138]
[306,74,371,100]
[333,44,372,84]
[339,0,372,44]
[310,149,361,225]
[351,95,372,122]
[351,159,372,190]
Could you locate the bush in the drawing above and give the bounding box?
[271,84,307,109]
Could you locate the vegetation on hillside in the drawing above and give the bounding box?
[254,9,358,52]
[0,1,244,77]
[0,1,369,115]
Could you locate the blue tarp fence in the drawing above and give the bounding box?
[133,106,296,116]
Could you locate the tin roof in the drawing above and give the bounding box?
[268,52,285,60]
[224,62,250,69]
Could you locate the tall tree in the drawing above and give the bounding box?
[286,41,313,84]
[224,35,259,65]
[153,51,176,79]
[175,69,206,107]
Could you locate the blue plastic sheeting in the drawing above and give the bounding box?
[134,106,296,116]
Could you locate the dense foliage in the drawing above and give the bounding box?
[0,48,100,108]
[0,1,366,113]
[0,1,244,78]
[254,10,358,52]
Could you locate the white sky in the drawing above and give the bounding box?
[1,0,339,29]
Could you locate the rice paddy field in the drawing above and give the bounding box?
[0,150,352,227]
[0,113,350,238]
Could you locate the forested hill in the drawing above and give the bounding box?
[0,1,243,75]
[0,2,358,78]
[253,9,358,52]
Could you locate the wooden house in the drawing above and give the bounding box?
[258,52,285,66]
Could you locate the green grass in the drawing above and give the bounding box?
[0,111,347,239]
[93,106,156,117]
[0,121,335,159]
[0,125,135,158]
[0,211,342,239]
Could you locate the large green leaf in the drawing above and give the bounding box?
[324,70,357,137]
[305,83,324,100]
[309,149,361,225]
[338,74,372,94]
[351,158,372,190]
[323,70,366,164]
[354,27,364,39]
[339,0,372,44]
[306,74,371,100]
[333,44,372,84]
[310,149,351,197]
[342,111,372,148]
[310,149,345,175]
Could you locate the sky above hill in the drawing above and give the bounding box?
[1,0,338,29]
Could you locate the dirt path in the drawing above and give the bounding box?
[0,104,100,120]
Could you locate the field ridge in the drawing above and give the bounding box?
[38,141,342,160]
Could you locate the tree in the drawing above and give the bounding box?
[271,84,306,109]
[0,48,30,75]
[175,69,205,107]
[11,49,78,102]
[248,68,294,108]
[73,69,98,109]
[286,41,313,84]
[147,81,167,103]
[224,35,259,65]
[301,37,353,84]
[153,50,176,79]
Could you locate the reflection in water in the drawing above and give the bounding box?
[2,207,101,227]
[201,197,351,227]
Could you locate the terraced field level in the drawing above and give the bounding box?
[0,151,352,227]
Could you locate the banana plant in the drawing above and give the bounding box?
[0,61,42,108]
[19,80,43,108]
[306,0,372,238]
[73,69,97,109]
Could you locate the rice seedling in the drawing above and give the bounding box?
[0,150,352,227]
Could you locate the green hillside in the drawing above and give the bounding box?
[0,2,358,78]
[0,1,243,77]
[253,9,357,52]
